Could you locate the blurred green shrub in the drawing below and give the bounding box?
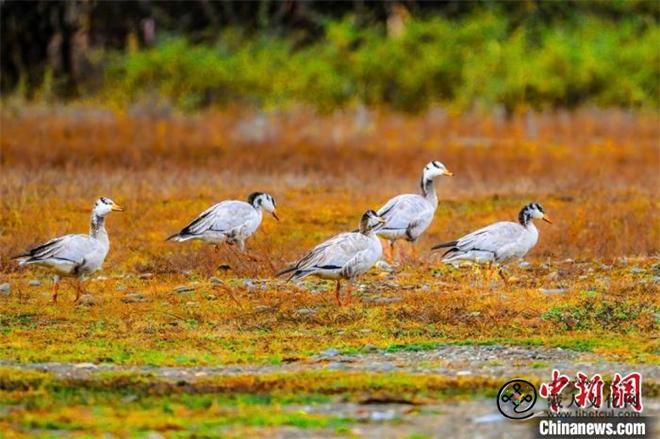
[102,12,659,112]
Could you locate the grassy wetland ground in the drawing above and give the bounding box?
[0,106,658,437]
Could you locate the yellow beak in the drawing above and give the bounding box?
[543,216,552,224]
[444,170,454,176]
[111,203,124,212]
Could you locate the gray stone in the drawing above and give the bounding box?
[369,297,402,305]
[0,283,10,295]
[28,279,41,287]
[320,348,340,358]
[78,294,96,306]
[630,267,645,274]
[209,277,223,286]
[539,288,568,294]
[138,273,153,279]
[173,285,195,293]
[519,261,532,269]
[295,308,317,316]
[122,293,147,303]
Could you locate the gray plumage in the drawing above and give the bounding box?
[167,192,278,251]
[433,203,550,265]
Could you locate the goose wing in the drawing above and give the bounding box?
[436,221,522,256]
[14,234,100,266]
[278,232,370,280]
[377,194,432,233]
[169,200,256,239]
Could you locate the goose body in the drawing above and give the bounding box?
[167,192,278,251]
[277,210,385,305]
[376,161,452,260]
[433,203,550,266]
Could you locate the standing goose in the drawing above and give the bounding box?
[376,160,453,262]
[431,203,551,282]
[276,210,385,306]
[167,192,279,256]
[13,197,124,303]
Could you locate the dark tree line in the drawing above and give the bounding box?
[1,0,657,98]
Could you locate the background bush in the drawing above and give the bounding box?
[101,13,660,112]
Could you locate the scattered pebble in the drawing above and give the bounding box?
[74,362,98,369]
[295,308,317,316]
[253,305,272,313]
[368,363,396,372]
[0,283,10,295]
[519,261,532,269]
[472,413,505,424]
[28,279,41,287]
[366,297,402,305]
[138,273,153,279]
[209,277,223,285]
[173,285,195,293]
[456,370,472,376]
[320,348,340,358]
[375,260,396,273]
[538,288,568,294]
[185,301,198,307]
[115,284,127,291]
[122,293,147,303]
[370,410,397,422]
[205,294,218,301]
[630,267,645,274]
[468,311,481,317]
[327,362,349,370]
[545,271,560,281]
[78,294,95,306]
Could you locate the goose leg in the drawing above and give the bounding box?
[345,281,353,305]
[498,267,509,285]
[335,280,342,306]
[51,275,60,304]
[74,280,83,303]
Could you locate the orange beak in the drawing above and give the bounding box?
[542,216,552,224]
[272,211,280,222]
[444,170,454,176]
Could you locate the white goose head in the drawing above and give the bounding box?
[359,209,386,234]
[248,192,279,221]
[518,202,551,227]
[93,197,123,217]
[420,160,452,196]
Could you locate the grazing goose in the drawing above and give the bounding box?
[167,192,279,255]
[376,160,453,262]
[276,210,385,305]
[432,203,551,282]
[13,197,124,303]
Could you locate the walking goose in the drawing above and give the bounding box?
[13,197,124,302]
[376,160,453,261]
[432,203,551,282]
[167,192,279,257]
[276,210,385,305]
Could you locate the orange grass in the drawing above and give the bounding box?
[0,105,658,365]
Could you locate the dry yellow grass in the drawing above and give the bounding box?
[0,105,657,366]
[0,105,658,437]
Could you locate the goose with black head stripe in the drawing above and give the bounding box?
[276,210,385,306]
[376,160,453,262]
[167,192,279,259]
[13,197,124,303]
[432,203,551,283]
